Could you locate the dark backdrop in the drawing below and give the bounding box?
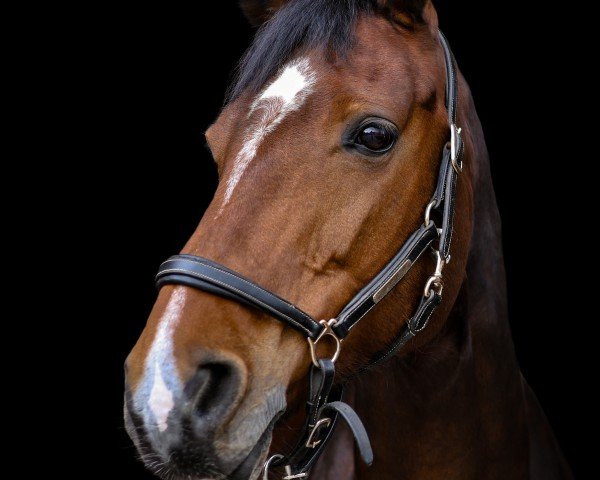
[90,2,583,477]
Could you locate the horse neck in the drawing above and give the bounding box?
[315,95,532,480]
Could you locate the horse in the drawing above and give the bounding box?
[124,1,573,479]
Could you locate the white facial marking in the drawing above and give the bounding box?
[135,288,187,432]
[220,57,317,210]
[149,364,174,432]
[257,60,312,104]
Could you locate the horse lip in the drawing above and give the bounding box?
[229,414,280,480]
[127,394,285,480]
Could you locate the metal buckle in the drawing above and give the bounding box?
[263,454,285,480]
[450,124,463,173]
[263,456,308,480]
[283,467,308,479]
[307,319,341,368]
[305,417,332,448]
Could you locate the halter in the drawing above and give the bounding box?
[155,31,463,480]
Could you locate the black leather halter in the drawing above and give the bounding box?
[156,31,463,480]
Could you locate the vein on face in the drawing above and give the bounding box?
[220,58,317,211]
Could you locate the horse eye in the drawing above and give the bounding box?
[353,121,397,154]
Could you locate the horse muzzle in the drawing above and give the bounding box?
[124,353,285,480]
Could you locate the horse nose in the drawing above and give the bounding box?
[125,351,245,443]
[185,360,242,432]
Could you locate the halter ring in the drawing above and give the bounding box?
[424,199,436,227]
[307,319,341,368]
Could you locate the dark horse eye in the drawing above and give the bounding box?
[353,120,398,155]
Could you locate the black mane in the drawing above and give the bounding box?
[227,0,375,102]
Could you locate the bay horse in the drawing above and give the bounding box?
[125,1,573,479]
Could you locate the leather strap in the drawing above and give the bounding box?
[435,30,463,260]
[273,360,371,476]
[332,222,438,339]
[409,292,442,333]
[281,359,338,472]
[440,30,458,125]
[156,223,437,341]
[357,291,442,374]
[320,402,373,465]
[156,255,324,339]
[430,143,452,208]
[307,360,336,426]
[277,395,372,476]
[428,140,462,260]
[439,145,459,259]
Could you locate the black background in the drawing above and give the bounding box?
[87,1,585,478]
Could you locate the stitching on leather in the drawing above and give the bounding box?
[443,137,463,257]
[433,148,450,205]
[158,267,313,336]
[372,295,438,366]
[342,227,435,333]
[163,259,316,326]
[411,298,438,332]
[159,267,312,335]
[374,329,413,366]
[191,260,314,322]
[343,234,424,323]
[442,167,457,258]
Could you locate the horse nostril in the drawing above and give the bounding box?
[185,362,239,422]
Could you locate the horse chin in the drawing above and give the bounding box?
[127,403,282,480]
[228,425,275,480]
[135,422,276,480]
[216,385,286,479]
[147,427,274,480]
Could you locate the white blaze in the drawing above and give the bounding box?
[137,287,187,432]
[149,364,174,432]
[221,57,317,209]
[257,60,312,104]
